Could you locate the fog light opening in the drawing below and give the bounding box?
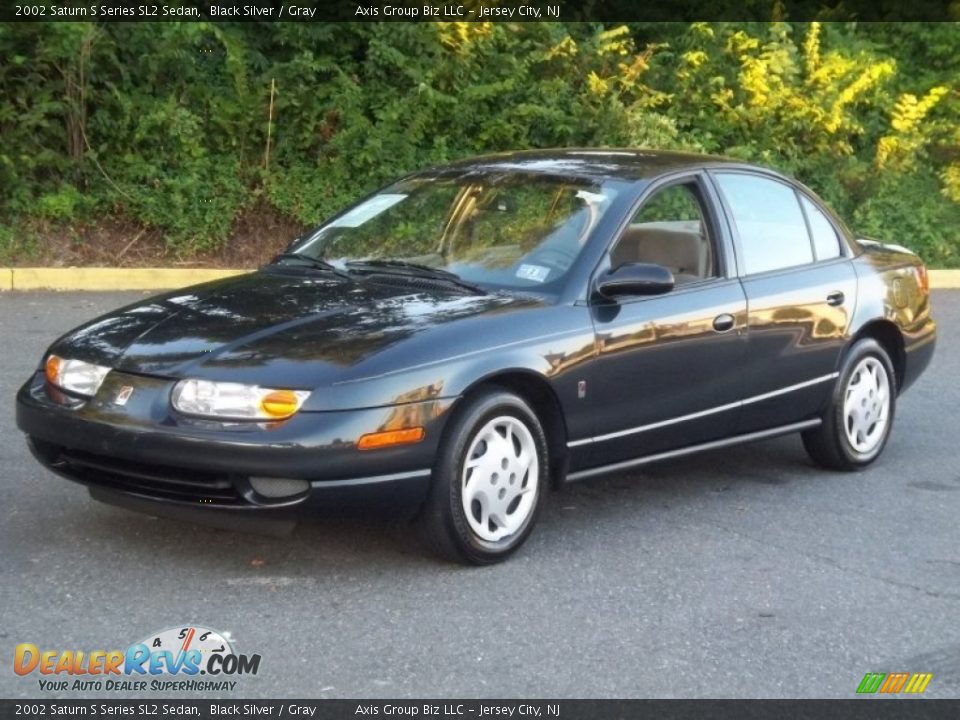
[248,477,310,499]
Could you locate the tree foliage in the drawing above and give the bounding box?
[0,21,957,265]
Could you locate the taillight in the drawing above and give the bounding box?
[914,264,930,294]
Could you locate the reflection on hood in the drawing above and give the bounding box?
[52,269,538,385]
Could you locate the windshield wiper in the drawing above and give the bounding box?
[345,259,485,294]
[272,252,352,280]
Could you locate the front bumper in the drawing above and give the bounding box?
[17,370,452,528]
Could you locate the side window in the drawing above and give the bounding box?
[715,173,813,275]
[800,195,841,261]
[609,183,715,285]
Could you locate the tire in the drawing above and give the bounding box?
[802,338,897,471]
[419,388,548,565]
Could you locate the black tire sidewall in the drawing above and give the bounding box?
[828,339,897,467]
[433,390,548,564]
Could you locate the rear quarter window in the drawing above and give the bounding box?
[800,195,842,261]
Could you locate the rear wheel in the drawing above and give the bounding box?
[419,389,547,564]
[802,338,896,471]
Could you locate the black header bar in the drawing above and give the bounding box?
[2,0,958,22]
[1,700,959,720]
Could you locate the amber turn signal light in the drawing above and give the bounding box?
[44,355,62,385]
[357,427,425,450]
[259,390,303,419]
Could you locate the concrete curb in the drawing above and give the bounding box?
[6,267,249,291]
[1,267,959,291]
[930,269,960,288]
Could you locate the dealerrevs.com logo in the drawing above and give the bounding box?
[14,625,261,693]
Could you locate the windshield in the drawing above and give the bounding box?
[284,173,620,292]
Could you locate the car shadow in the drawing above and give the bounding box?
[63,433,829,575]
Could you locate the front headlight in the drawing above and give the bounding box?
[171,379,310,421]
[45,354,111,397]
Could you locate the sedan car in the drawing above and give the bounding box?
[17,149,936,564]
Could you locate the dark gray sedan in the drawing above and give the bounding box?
[17,149,936,564]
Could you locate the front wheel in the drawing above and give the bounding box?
[419,389,548,564]
[802,338,897,471]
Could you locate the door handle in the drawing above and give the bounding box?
[826,291,845,307]
[712,313,735,333]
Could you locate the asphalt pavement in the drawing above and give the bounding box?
[1,290,958,699]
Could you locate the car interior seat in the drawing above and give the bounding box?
[610,221,713,284]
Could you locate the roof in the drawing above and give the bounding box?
[428,148,742,183]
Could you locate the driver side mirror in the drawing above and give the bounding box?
[596,262,675,300]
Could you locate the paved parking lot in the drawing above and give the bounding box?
[1,290,958,699]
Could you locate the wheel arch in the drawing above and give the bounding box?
[849,319,906,392]
[456,370,570,490]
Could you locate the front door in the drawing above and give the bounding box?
[576,177,748,467]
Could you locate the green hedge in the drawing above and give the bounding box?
[0,21,957,265]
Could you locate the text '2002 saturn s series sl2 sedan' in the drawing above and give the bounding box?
[17,149,936,564]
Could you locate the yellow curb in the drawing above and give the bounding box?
[930,269,960,289]
[8,268,250,291]
[0,267,958,291]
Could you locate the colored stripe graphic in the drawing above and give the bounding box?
[904,673,933,694]
[880,672,909,693]
[857,673,885,694]
[857,672,932,694]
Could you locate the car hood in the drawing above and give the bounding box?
[51,269,538,388]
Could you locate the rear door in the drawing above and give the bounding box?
[710,171,858,432]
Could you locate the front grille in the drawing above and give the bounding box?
[56,449,243,505]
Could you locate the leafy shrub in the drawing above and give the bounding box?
[35,185,91,221]
[853,171,960,267]
[0,21,956,265]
